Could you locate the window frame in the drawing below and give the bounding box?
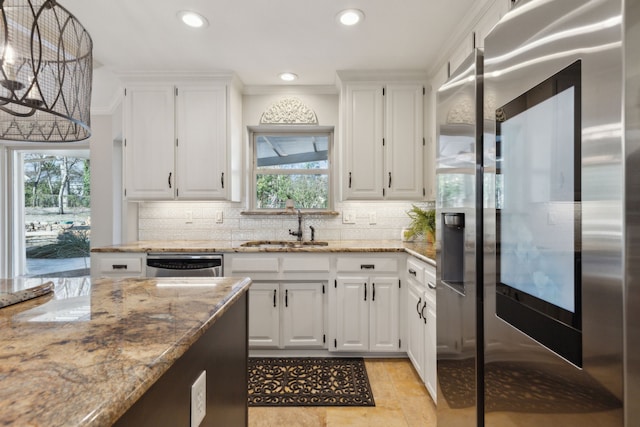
[249,126,334,211]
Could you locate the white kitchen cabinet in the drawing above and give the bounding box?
[90,252,146,278]
[406,278,426,380]
[341,80,425,200]
[175,83,227,199]
[405,256,437,402]
[281,282,325,348]
[248,282,325,349]
[226,253,329,350]
[123,85,175,200]
[123,77,239,201]
[248,282,280,348]
[332,255,401,352]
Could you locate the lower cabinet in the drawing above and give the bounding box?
[406,256,437,402]
[249,282,325,349]
[334,276,400,352]
[90,252,146,278]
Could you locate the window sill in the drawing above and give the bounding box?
[241,210,339,216]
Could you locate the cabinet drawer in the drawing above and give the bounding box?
[336,257,398,273]
[229,257,279,273]
[281,257,330,272]
[406,258,425,283]
[424,266,436,304]
[99,258,143,274]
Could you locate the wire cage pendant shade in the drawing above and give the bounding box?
[0,0,92,142]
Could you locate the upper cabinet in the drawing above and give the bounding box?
[122,76,242,201]
[339,74,426,201]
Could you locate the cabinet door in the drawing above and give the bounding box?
[123,85,175,200]
[335,277,369,351]
[369,276,400,352]
[384,83,424,199]
[281,283,325,348]
[343,84,384,200]
[175,84,227,200]
[425,300,437,402]
[248,283,280,348]
[406,280,425,380]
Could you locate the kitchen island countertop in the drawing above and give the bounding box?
[0,275,251,426]
[91,240,436,265]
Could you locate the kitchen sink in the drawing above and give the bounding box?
[240,240,329,248]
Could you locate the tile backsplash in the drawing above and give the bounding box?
[138,200,435,244]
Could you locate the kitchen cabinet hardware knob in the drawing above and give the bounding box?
[417,297,422,318]
[168,172,172,188]
[285,289,289,307]
[348,172,352,188]
[112,264,128,270]
[388,172,392,188]
[421,302,427,324]
[364,283,367,301]
[372,283,375,301]
[273,289,277,307]
[428,282,436,290]
[408,268,417,276]
[221,172,224,188]
[360,264,375,270]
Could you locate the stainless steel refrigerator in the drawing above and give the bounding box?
[437,0,640,425]
[435,48,485,427]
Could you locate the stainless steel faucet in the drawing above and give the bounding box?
[288,209,303,241]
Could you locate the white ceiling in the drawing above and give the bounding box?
[59,0,481,112]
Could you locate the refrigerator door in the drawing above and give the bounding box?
[436,48,484,427]
[483,0,623,425]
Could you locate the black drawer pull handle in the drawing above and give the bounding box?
[408,268,417,276]
[273,289,277,307]
[421,302,427,324]
[112,264,128,270]
[221,172,224,188]
[364,283,367,301]
[388,172,392,188]
[360,264,375,270]
[285,289,289,307]
[417,297,422,318]
[428,282,436,290]
[372,283,375,301]
[168,172,172,188]
[349,172,352,188]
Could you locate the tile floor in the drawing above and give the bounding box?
[248,358,436,427]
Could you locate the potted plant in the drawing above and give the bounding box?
[405,205,436,243]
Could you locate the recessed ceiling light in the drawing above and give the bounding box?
[279,72,298,82]
[337,9,364,26]
[177,10,209,29]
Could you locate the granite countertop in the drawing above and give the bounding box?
[91,240,436,265]
[0,275,251,426]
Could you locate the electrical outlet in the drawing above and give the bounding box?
[191,370,206,427]
[343,210,356,224]
[369,212,377,224]
[185,209,193,224]
[215,211,223,224]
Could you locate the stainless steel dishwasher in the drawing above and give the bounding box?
[146,253,223,277]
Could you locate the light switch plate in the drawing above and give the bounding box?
[343,210,356,224]
[215,211,223,223]
[191,370,206,427]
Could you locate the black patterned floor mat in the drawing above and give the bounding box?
[248,357,375,407]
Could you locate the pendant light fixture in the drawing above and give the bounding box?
[0,0,92,142]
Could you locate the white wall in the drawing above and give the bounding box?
[88,114,115,248]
